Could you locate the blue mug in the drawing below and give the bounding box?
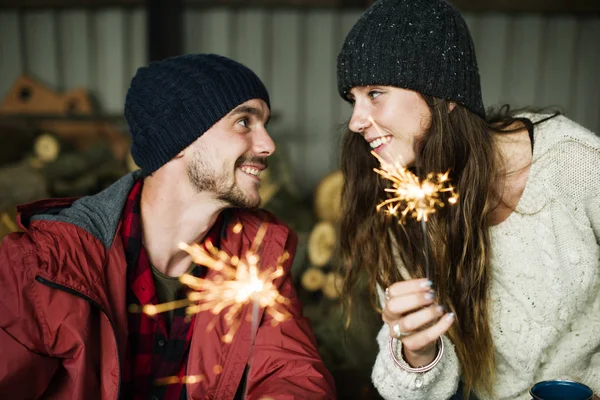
[530,380,593,400]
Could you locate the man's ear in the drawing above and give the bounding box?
[174,150,185,159]
[448,102,457,113]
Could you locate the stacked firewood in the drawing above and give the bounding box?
[300,170,344,299]
[0,75,133,239]
[296,169,382,398]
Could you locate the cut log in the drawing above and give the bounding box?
[0,208,20,240]
[43,144,114,181]
[34,132,62,163]
[322,272,344,300]
[1,212,18,232]
[0,159,48,210]
[258,168,280,206]
[262,188,315,235]
[0,119,37,167]
[50,159,126,197]
[314,170,343,222]
[301,267,326,292]
[307,221,337,267]
[37,120,130,162]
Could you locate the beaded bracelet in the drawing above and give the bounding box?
[388,336,444,373]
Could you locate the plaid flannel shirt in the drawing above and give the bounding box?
[120,180,220,400]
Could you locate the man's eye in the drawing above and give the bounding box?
[368,91,381,99]
[237,118,248,127]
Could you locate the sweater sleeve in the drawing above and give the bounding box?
[371,325,460,399]
[581,351,600,394]
[581,149,600,393]
[585,183,600,246]
[550,127,600,393]
[371,285,460,399]
[548,131,600,243]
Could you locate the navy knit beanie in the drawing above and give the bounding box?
[337,0,485,118]
[125,53,271,175]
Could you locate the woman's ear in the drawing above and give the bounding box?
[448,102,457,113]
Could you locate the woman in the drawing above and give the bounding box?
[336,0,600,399]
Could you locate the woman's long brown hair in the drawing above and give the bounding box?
[338,98,537,396]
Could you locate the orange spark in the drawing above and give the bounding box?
[373,151,458,222]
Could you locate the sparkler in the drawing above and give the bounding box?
[179,222,292,398]
[368,117,458,279]
[373,154,458,223]
[177,224,292,343]
[129,222,293,391]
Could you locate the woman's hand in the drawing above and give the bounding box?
[383,278,455,367]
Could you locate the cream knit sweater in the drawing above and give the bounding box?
[372,114,600,399]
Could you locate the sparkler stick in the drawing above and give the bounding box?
[367,116,458,280]
[179,223,292,397]
[241,299,261,399]
[420,218,431,281]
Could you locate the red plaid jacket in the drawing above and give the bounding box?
[0,173,336,399]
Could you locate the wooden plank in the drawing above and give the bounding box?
[335,10,362,129]
[502,14,544,108]
[463,12,481,54]
[58,10,90,89]
[183,9,204,54]
[0,11,23,99]
[199,8,233,57]
[94,8,126,113]
[303,10,337,190]
[1,0,599,12]
[0,0,142,8]
[23,10,60,89]
[461,13,483,106]
[571,18,600,134]
[452,0,600,13]
[268,10,302,189]
[127,7,147,78]
[188,0,600,12]
[185,0,340,7]
[232,9,269,85]
[462,12,480,43]
[474,13,510,108]
[536,17,577,114]
[147,0,182,62]
[270,10,301,137]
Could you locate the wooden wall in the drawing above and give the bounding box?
[1,7,599,193]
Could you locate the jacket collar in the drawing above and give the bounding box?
[17,170,143,250]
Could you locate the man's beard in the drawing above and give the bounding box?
[186,147,268,209]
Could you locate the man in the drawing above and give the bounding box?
[0,54,336,399]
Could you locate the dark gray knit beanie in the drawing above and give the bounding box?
[337,0,485,118]
[125,53,270,175]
